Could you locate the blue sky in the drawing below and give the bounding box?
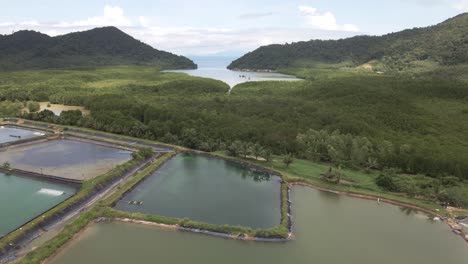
[0,0,466,55]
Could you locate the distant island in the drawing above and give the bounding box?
[0,26,197,70]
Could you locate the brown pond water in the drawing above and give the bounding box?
[47,186,468,264]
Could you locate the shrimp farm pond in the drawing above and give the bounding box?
[115,152,282,229]
[0,138,132,180]
[0,126,45,144]
[0,171,77,237]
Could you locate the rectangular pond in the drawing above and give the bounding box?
[0,126,44,144]
[0,139,132,180]
[115,153,282,229]
[48,187,468,264]
[0,171,77,237]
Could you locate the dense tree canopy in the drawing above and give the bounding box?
[2,66,467,182]
[0,27,196,70]
[228,13,468,72]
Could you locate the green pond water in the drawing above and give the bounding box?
[0,172,77,237]
[0,126,42,144]
[48,187,468,264]
[0,139,131,180]
[115,153,282,229]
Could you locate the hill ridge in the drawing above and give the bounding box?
[0,26,196,70]
[228,13,468,71]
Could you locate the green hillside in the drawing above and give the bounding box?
[0,27,196,70]
[228,13,468,72]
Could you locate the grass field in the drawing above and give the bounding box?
[214,151,462,212]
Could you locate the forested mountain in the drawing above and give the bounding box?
[0,27,196,70]
[228,13,468,71]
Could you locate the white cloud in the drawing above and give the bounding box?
[238,12,274,20]
[455,0,468,11]
[19,20,40,26]
[57,5,132,27]
[138,16,151,28]
[0,5,360,55]
[299,5,359,32]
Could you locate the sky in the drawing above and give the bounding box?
[0,0,466,56]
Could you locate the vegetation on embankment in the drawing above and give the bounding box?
[18,208,104,264]
[0,143,148,254]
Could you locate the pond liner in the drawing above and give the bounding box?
[287,188,293,233]
[0,125,52,149]
[0,136,49,150]
[63,135,137,152]
[111,218,292,243]
[0,168,82,185]
[177,226,291,242]
[64,128,174,151]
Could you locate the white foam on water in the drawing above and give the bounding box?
[38,188,65,196]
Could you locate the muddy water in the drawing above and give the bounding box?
[48,186,468,264]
